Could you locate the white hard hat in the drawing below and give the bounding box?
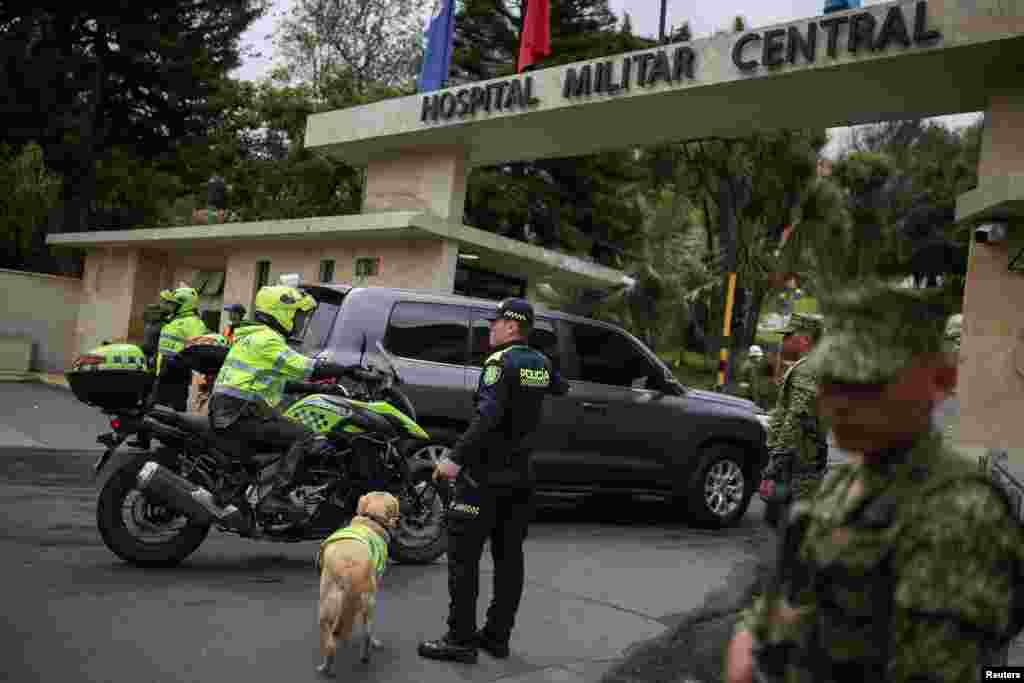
[748,345,764,357]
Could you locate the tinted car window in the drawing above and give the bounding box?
[470,315,559,368]
[296,300,341,353]
[569,322,658,388]
[385,302,469,365]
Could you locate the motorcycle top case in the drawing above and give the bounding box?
[66,343,153,410]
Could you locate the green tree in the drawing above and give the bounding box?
[0,143,61,271]
[451,0,654,273]
[272,0,429,101]
[0,2,265,237]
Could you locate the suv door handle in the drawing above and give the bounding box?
[581,402,608,412]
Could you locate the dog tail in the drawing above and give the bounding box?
[320,572,355,658]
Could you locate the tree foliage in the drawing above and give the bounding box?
[273,0,429,100]
[0,1,265,237]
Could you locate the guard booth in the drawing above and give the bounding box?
[303,0,1024,474]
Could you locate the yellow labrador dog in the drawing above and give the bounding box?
[316,491,401,675]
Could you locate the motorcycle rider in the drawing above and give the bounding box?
[208,284,351,522]
[131,287,209,449]
[154,286,211,408]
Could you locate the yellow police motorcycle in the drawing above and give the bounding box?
[67,340,448,568]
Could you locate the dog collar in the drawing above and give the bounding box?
[361,512,394,546]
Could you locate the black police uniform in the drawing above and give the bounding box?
[419,299,569,663]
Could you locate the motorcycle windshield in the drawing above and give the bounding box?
[351,400,429,440]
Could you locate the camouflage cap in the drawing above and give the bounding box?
[779,312,825,337]
[805,281,955,384]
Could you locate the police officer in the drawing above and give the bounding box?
[132,287,210,449]
[140,303,167,370]
[726,282,1024,683]
[419,298,569,664]
[223,303,248,344]
[209,285,352,522]
[154,286,210,411]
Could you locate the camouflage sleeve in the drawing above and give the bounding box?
[890,480,1022,681]
[765,389,787,454]
[774,366,819,469]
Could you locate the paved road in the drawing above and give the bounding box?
[0,445,769,683]
[0,382,107,450]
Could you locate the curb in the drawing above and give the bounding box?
[0,372,70,391]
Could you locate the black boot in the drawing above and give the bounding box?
[418,634,478,664]
[474,629,510,659]
[257,439,308,523]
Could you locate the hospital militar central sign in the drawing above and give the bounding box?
[421,0,941,124]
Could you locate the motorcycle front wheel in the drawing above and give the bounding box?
[389,461,448,564]
[96,457,210,568]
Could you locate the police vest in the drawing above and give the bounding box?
[211,325,315,409]
[157,314,209,375]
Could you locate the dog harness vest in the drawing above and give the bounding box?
[319,525,389,577]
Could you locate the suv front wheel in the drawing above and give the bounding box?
[680,443,754,528]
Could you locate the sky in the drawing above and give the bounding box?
[230,0,982,158]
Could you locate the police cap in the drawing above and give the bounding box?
[490,298,534,327]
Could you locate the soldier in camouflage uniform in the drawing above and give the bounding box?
[762,314,827,505]
[740,345,766,407]
[726,282,1024,683]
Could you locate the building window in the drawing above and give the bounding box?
[319,259,335,283]
[355,257,380,277]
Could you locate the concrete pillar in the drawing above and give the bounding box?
[363,146,469,222]
[430,240,459,294]
[956,89,1024,456]
[75,248,141,354]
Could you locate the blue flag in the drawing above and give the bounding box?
[417,0,456,93]
[823,0,861,13]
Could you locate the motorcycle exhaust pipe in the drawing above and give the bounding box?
[136,461,249,532]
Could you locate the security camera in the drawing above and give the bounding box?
[975,223,1008,244]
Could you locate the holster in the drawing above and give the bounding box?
[447,473,485,524]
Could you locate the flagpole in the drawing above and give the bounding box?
[659,0,668,42]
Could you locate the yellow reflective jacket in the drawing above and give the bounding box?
[211,323,315,409]
[157,313,209,375]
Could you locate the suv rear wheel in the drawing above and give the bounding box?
[680,443,753,528]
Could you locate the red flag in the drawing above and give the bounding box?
[518,0,551,72]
